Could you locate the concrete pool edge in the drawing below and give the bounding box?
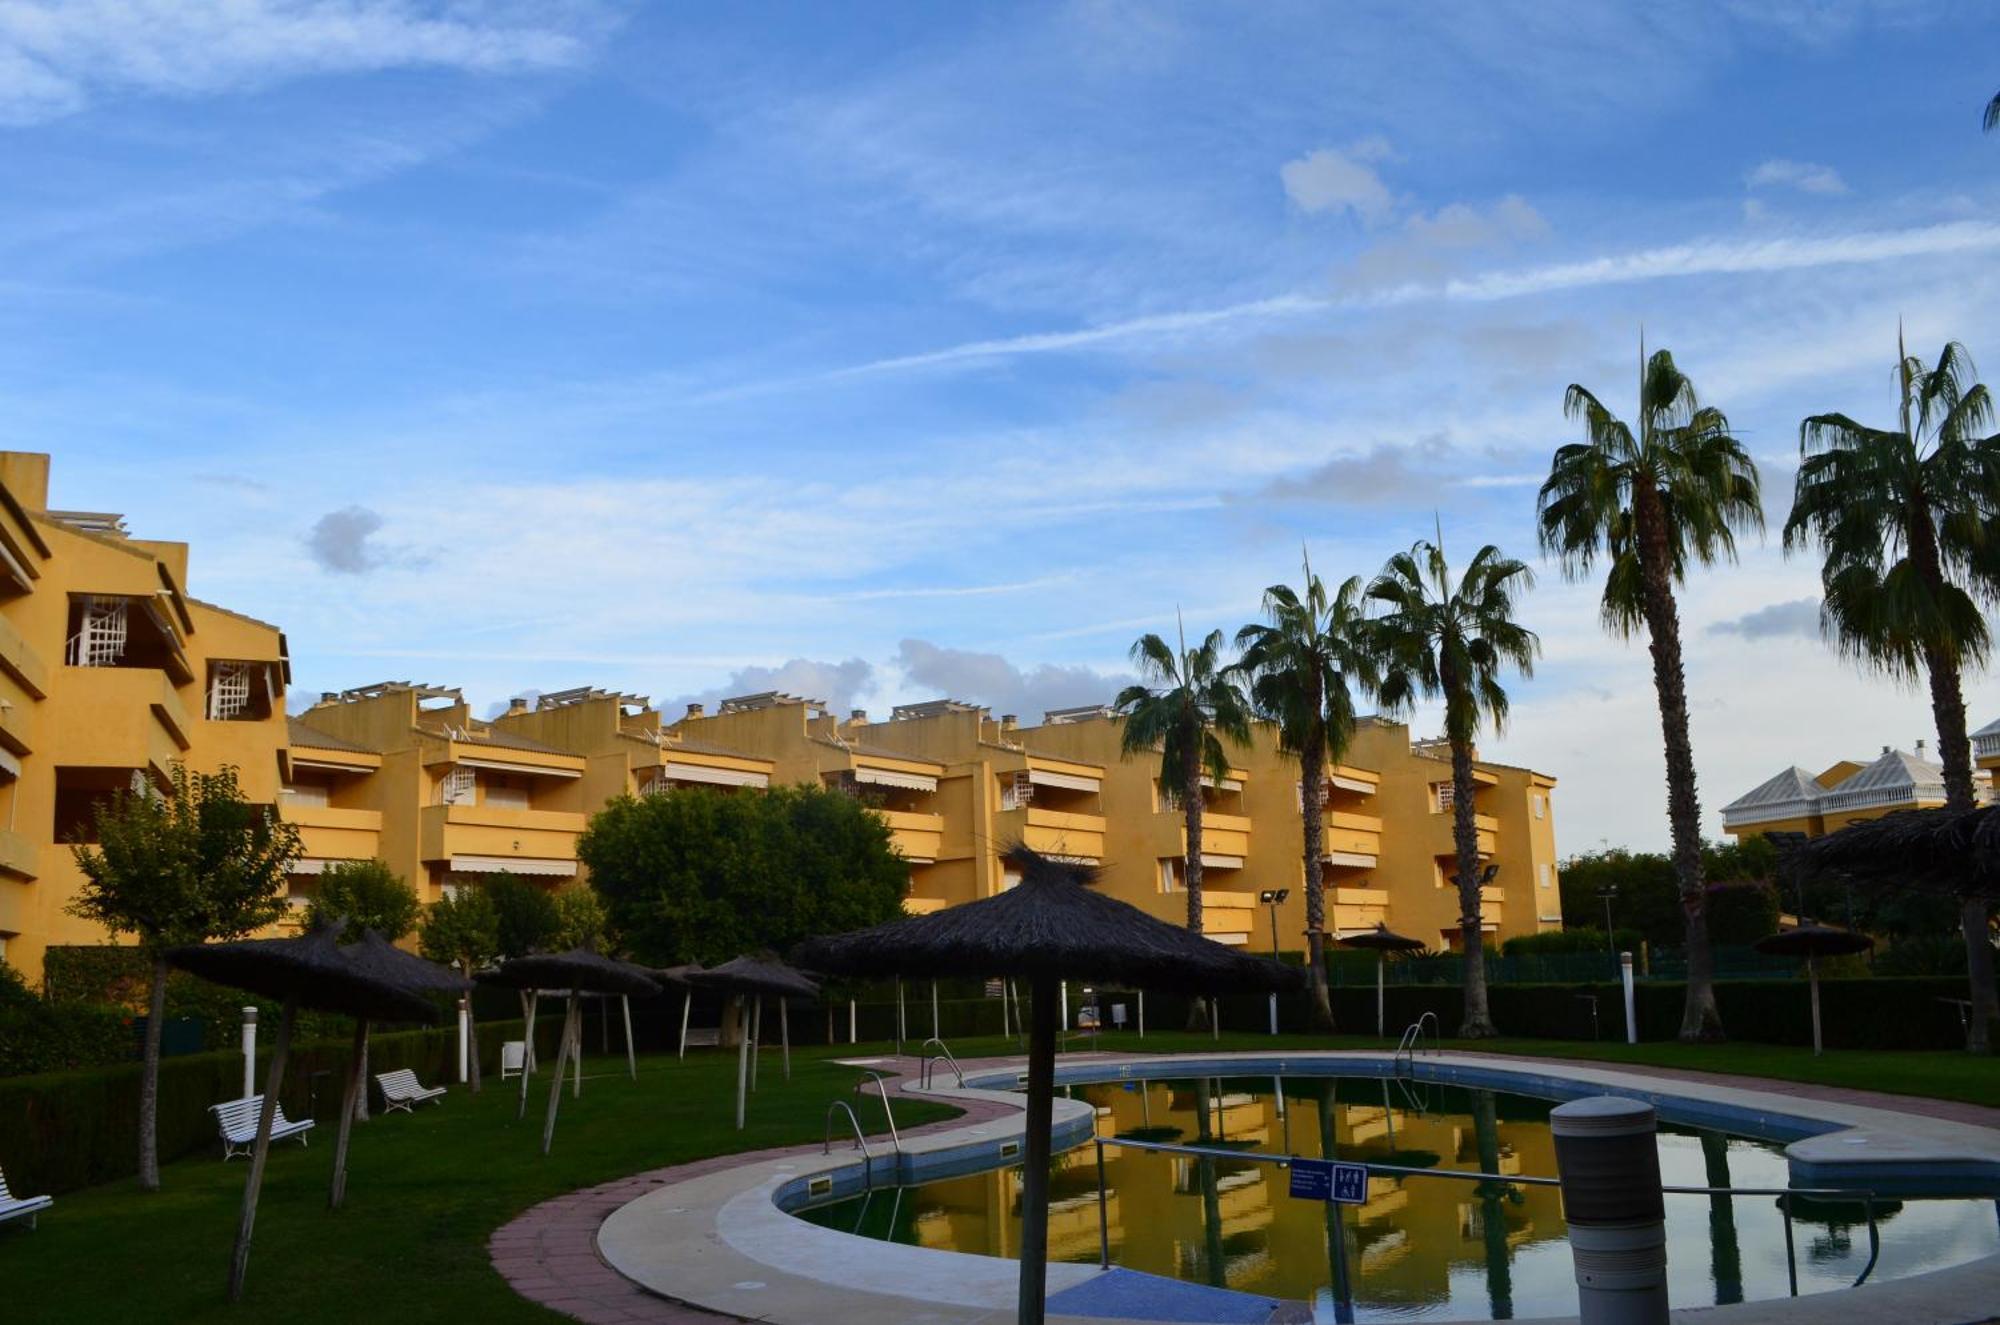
[589,1051,2000,1325]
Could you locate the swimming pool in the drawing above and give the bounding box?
[794,1074,2000,1321]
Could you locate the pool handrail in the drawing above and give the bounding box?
[822,1100,873,1191]
[851,1070,902,1154]
[917,1037,964,1090]
[1393,1012,1440,1075]
[1086,1133,1882,1294]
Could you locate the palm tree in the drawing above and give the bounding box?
[1368,538,1538,1038]
[1786,334,2000,1054]
[1115,620,1254,1029]
[1985,91,1999,132]
[1234,554,1377,1029]
[1538,345,1762,1041]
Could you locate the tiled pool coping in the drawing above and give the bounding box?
[583,1050,2000,1325]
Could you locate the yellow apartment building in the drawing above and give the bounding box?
[1720,744,1957,841]
[0,451,291,983]
[1022,708,1559,951]
[1974,718,2000,793]
[290,683,590,905]
[488,687,774,806]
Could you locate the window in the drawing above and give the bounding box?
[482,776,529,810]
[1538,863,1551,889]
[438,768,475,805]
[1432,782,1455,814]
[1534,793,1546,820]
[281,781,329,809]
[1158,859,1180,893]
[1433,861,1447,889]
[205,661,277,722]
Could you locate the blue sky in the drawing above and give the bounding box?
[6,1,2000,854]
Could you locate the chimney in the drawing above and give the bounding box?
[849,708,868,724]
[1916,738,1926,756]
[1001,714,1018,732]
[1882,745,1891,755]
[685,702,704,719]
[319,691,338,704]
[506,697,528,716]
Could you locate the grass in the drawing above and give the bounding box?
[2,1047,954,1325]
[7,1030,1993,1325]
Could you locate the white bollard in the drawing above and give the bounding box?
[241,1006,258,1099]
[1268,992,1279,1036]
[1059,981,1069,1032]
[457,997,470,1083]
[1620,952,1638,1045]
[1551,1096,1668,1325]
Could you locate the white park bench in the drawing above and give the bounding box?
[375,1068,446,1113]
[210,1095,314,1161]
[0,1166,51,1231]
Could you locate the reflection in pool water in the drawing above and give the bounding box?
[795,1077,2000,1321]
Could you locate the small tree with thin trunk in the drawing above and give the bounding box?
[1233,555,1377,1029]
[1115,619,1254,1030]
[418,887,499,1091]
[552,883,610,950]
[1369,538,1539,1038]
[67,763,299,1191]
[305,858,419,1121]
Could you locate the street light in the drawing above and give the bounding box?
[1257,889,1289,1035]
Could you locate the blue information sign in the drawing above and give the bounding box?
[1289,1158,1367,1205]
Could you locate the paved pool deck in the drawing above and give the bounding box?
[492,1049,2000,1325]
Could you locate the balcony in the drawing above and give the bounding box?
[420,803,585,873]
[1200,888,1256,943]
[1181,810,1251,866]
[0,827,36,880]
[0,612,47,699]
[1330,886,1387,932]
[49,666,191,774]
[1432,812,1498,859]
[1000,805,1105,863]
[877,808,945,864]
[1322,810,1383,868]
[279,803,383,863]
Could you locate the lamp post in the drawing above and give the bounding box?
[1596,885,1617,949]
[1258,888,1290,1035]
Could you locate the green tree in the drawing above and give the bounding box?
[1786,335,2000,1052]
[417,888,499,1092]
[67,763,300,1191]
[1538,345,1762,1041]
[487,872,559,958]
[578,784,906,965]
[1369,538,1538,1038]
[552,884,610,950]
[304,859,419,941]
[302,859,418,1121]
[1233,556,1377,1029]
[1114,622,1254,1029]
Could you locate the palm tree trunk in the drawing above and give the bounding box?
[1633,485,1721,1041]
[1448,708,1496,1037]
[138,952,167,1192]
[1183,734,1208,1031]
[1300,730,1335,1030]
[1913,514,1994,1055]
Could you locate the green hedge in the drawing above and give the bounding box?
[0,1017,549,1197]
[0,1002,134,1076]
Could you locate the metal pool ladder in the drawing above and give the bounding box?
[1394,1011,1440,1076]
[852,1070,903,1155]
[918,1036,965,1089]
[823,1100,875,1192]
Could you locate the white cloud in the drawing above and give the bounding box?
[893,639,1133,721]
[1280,141,1397,225]
[1709,597,1821,641]
[665,658,875,719]
[0,0,596,125]
[1346,194,1551,289]
[1746,158,1847,195]
[305,505,386,574]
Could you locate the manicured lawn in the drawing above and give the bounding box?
[929,1029,2000,1108]
[2,1047,954,1325]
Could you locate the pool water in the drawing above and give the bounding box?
[795,1076,2000,1321]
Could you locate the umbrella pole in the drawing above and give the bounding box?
[1137,989,1144,1039]
[228,990,297,1302]
[1377,957,1385,1039]
[896,977,906,1053]
[1018,974,1059,1325]
[1809,955,1823,1057]
[1212,991,1220,1042]
[734,997,751,1130]
[678,989,692,1058]
[931,980,940,1040]
[601,994,610,1053]
[541,993,577,1156]
[622,995,637,1081]
[329,1017,368,1211]
[780,997,791,1081]
[571,1000,583,1099]
[751,996,762,1092]
[1000,979,1010,1040]
[525,991,539,1076]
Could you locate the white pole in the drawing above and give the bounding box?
[1212,992,1220,1041]
[524,991,539,1075]
[622,995,637,1081]
[1808,955,1823,1057]
[780,998,791,1080]
[1268,992,1278,1036]
[1000,980,1010,1039]
[572,1005,582,1098]
[1060,981,1069,1033]
[848,997,857,1044]
[678,989,692,1058]
[241,1006,257,1099]
[734,1000,750,1130]
[1621,951,1638,1045]
[896,978,906,1052]
[1137,990,1145,1038]
[1377,957,1386,1038]
[931,981,940,1040]
[750,997,762,1092]
[457,997,470,1083]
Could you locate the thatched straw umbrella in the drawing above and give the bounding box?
[1337,923,1427,1037]
[481,949,657,1153]
[330,929,468,1209]
[1795,809,2000,1052]
[691,956,821,1125]
[167,922,438,1302]
[656,963,704,1058]
[1753,924,1874,1056]
[796,846,1301,1325]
